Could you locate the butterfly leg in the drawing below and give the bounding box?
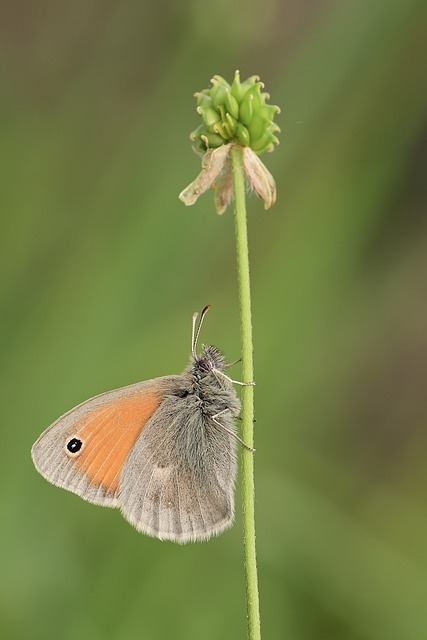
[213,368,255,387]
[211,409,256,453]
[223,357,241,369]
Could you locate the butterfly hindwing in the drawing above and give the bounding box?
[119,394,237,542]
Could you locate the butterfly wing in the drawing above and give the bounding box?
[31,377,180,507]
[119,394,237,543]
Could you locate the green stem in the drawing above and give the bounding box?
[230,145,261,640]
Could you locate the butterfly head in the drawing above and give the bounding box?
[194,344,227,374]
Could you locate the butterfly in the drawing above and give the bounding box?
[31,306,254,543]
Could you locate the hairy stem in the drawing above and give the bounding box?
[230,145,261,640]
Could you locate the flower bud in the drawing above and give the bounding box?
[190,70,280,155]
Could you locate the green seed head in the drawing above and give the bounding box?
[190,70,281,155]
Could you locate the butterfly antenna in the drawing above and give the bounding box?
[192,304,211,356]
[191,311,199,357]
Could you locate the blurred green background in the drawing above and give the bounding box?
[1,0,427,638]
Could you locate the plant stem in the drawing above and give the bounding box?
[230,145,261,640]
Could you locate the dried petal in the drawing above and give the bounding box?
[213,158,233,214]
[179,144,232,206]
[242,147,277,209]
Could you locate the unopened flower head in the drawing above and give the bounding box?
[179,71,281,213]
[191,70,280,155]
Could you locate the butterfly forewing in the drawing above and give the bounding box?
[31,378,178,506]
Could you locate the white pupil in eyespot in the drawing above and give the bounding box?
[67,438,82,453]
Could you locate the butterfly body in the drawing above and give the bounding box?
[32,340,241,543]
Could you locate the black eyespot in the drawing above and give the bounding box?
[66,437,83,454]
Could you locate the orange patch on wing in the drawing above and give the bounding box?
[75,392,161,493]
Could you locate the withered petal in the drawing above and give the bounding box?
[242,147,277,209]
[179,144,232,206]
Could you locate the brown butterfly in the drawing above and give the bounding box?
[31,306,254,543]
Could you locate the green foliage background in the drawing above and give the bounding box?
[1,1,427,638]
